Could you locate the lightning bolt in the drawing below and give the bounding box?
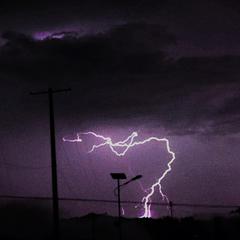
[63,131,176,218]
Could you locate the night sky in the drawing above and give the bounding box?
[0,0,240,218]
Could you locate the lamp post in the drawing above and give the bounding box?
[110,173,127,219]
[110,173,143,240]
[110,173,143,218]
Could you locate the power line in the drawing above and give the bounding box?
[0,195,239,209]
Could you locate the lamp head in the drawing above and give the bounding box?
[110,173,127,180]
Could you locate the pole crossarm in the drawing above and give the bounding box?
[30,88,71,95]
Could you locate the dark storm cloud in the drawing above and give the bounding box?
[1,0,240,57]
[0,21,239,136]
[1,0,239,22]
[0,22,175,78]
[0,0,165,32]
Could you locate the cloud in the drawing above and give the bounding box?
[0,23,239,136]
[0,23,175,78]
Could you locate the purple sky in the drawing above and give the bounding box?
[0,0,240,218]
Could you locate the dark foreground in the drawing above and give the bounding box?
[0,203,239,240]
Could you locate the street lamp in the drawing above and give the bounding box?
[110,173,143,218]
[110,173,142,240]
[110,173,127,219]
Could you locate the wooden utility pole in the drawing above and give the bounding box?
[30,88,71,240]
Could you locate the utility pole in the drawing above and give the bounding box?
[169,201,174,218]
[30,88,71,240]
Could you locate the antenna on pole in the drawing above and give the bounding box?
[30,87,71,240]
